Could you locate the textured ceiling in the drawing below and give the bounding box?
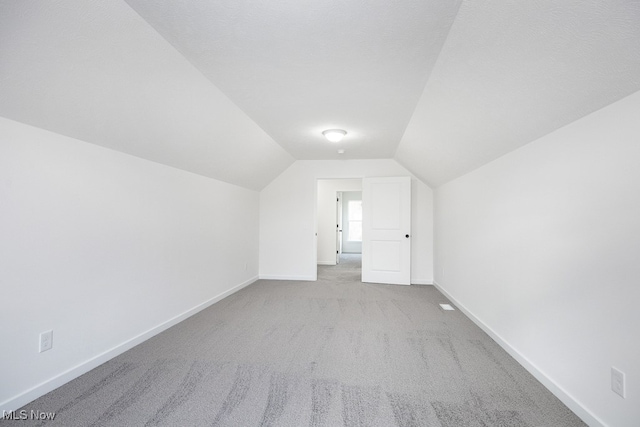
[123,0,462,160]
[0,0,293,191]
[396,0,640,186]
[2,1,640,189]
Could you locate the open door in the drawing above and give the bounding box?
[362,177,411,285]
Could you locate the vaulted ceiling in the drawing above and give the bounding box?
[2,1,640,189]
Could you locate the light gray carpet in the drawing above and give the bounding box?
[4,257,586,426]
[317,254,362,283]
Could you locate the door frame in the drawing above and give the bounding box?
[336,191,342,264]
[314,177,363,276]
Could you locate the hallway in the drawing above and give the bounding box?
[317,254,361,283]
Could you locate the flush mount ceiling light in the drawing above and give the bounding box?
[322,129,347,143]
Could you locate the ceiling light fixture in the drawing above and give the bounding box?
[322,129,347,143]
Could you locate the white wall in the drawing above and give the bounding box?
[0,118,259,412]
[434,91,640,427]
[317,180,362,265]
[260,160,433,284]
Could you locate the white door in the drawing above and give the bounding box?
[362,177,411,285]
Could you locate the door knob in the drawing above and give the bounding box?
[405,234,410,238]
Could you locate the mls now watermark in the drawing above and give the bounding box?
[2,410,56,421]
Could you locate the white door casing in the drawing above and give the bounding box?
[362,177,411,285]
[336,192,342,264]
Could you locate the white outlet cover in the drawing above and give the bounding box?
[439,303,455,311]
[39,330,53,353]
[611,367,626,398]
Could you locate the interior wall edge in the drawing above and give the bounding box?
[0,276,259,414]
[433,281,606,427]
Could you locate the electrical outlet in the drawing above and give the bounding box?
[611,367,625,398]
[39,330,53,353]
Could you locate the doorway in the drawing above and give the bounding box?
[340,191,362,255]
[317,178,362,281]
[318,189,363,282]
[316,177,411,285]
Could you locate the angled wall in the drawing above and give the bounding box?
[0,118,259,412]
[395,0,640,187]
[434,91,640,426]
[0,0,293,191]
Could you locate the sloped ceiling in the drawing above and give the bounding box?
[396,0,640,186]
[2,1,640,189]
[0,0,293,191]
[123,0,462,160]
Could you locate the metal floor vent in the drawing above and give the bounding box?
[439,303,455,311]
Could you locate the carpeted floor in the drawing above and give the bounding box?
[317,254,362,283]
[4,255,586,426]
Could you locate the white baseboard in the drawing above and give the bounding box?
[0,276,259,414]
[317,261,336,266]
[411,279,433,285]
[433,281,605,427]
[259,274,316,281]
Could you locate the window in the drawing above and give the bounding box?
[348,200,362,241]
